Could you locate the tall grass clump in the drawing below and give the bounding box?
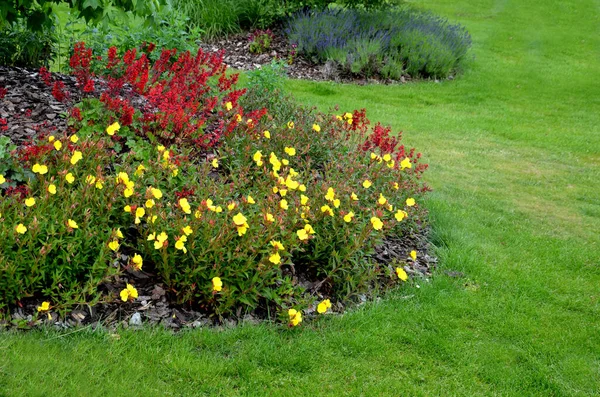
[286,7,471,79]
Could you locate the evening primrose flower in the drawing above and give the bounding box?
[406,197,416,207]
[67,219,78,229]
[312,123,321,132]
[47,184,56,195]
[317,299,332,314]
[120,283,138,302]
[279,189,287,197]
[179,198,191,214]
[70,151,83,165]
[362,179,372,189]
[284,147,296,156]
[253,150,263,166]
[321,205,333,217]
[48,135,55,142]
[70,135,79,143]
[65,172,75,184]
[325,187,335,201]
[25,197,35,207]
[299,184,307,192]
[287,121,294,129]
[300,195,309,205]
[233,212,249,236]
[153,232,168,249]
[383,154,392,162]
[236,114,242,122]
[378,193,387,205]
[32,163,48,174]
[145,199,155,208]
[106,122,120,136]
[396,267,408,281]
[150,187,163,199]
[131,254,143,270]
[370,217,383,230]
[265,213,275,223]
[269,152,282,172]
[263,130,270,139]
[135,164,146,177]
[15,224,27,234]
[212,277,223,292]
[351,192,359,201]
[332,199,340,208]
[95,180,104,189]
[116,228,124,239]
[297,224,315,240]
[393,182,399,190]
[37,301,51,312]
[288,308,302,326]
[269,252,281,264]
[343,211,355,223]
[0,174,5,184]
[124,205,132,213]
[227,202,236,211]
[54,140,62,151]
[409,250,417,261]
[123,187,134,198]
[280,199,289,210]
[395,210,407,222]
[86,175,96,185]
[225,101,233,111]
[175,235,187,253]
[135,207,145,224]
[182,226,193,236]
[212,158,219,168]
[387,160,395,169]
[400,157,412,170]
[108,240,120,251]
[157,145,165,152]
[247,195,255,204]
[270,240,285,251]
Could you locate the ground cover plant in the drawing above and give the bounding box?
[0,42,428,324]
[286,6,471,79]
[1,0,599,395]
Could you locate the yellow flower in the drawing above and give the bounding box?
[269,152,281,172]
[54,140,62,151]
[270,240,285,251]
[227,202,236,211]
[67,219,78,229]
[378,193,387,205]
[212,277,223,292]
[182,226,193,236]
[344,112,352,119]
[120,283,138,302]
[263,130,270,139]
[312,123,321,132]
[280,199,288,210]
[135,207,145,218]
[25,197,36,207]
[406,197,416,207]
[225,101,233,111]
[132,254,143,270]
[279,189,287,197]
[175,236,187,253]
[70,151,83,165]
[287,121,294,129]
[300,195,309,205]
[95,180,104,189]
[236,114,242,122]
[108,240,120,251]
[212,158,219,168]
[147,232,156,241]
[194,210,202,219]
[116,228,124,239]
[154,232,168,249]
[362,179,372,189]
[253,150,263,166]
[124,205,132,213]
[370,217,383,230]
[396,267,408,281]
[370,152,380,161]
[304,224,315,235]
[116,172,129,185]
[336,115,342,121]
[325,187,335,201]
[395,210,407,222]
[48,135,55,142]
[393,182,399,190]
[124,187,134,198]
[247,195,256,204]
[86,175,96,185]
[299,184,306,192]
[15,224,27,234]
[351,192,359,201]
[0,174,5,184]
[343,211,354,223]
[297,229,308,241]
[288,308,302,326]
[135,164,146,176]
[47,184,57,195]
[232,212,247,226]
[145,199,155,208]
[269,252,281,264]
[32,163,48,174]
[387,160,395,169]
[246,118,253,126]
[157,145,165,152]
[333,198,340,208]
[106,122,120,136]
[400,157,412,170]
[265,213,275,223]
[383,154,392,162]
[37,301,51,312]
[151,188,163,199]
[317,299,332,314]
[70,135,79,143]
[151,215,157,223]
[284,147,296,156]
[321,205,333,217]
[179,198,191,214]
[409,250,417,261]
[65,172,75,184]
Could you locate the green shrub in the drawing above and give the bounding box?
[0,19,56,67]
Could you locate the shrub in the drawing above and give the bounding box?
[0,43,429,323]
[286,7,471,79]
[0,19,57,67]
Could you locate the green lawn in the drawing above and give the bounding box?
[2,0,599,395]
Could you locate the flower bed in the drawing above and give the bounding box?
[0,43,431,328]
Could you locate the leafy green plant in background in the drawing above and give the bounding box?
[0,19,57,67]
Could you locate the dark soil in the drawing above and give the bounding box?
[0,64,436,332]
